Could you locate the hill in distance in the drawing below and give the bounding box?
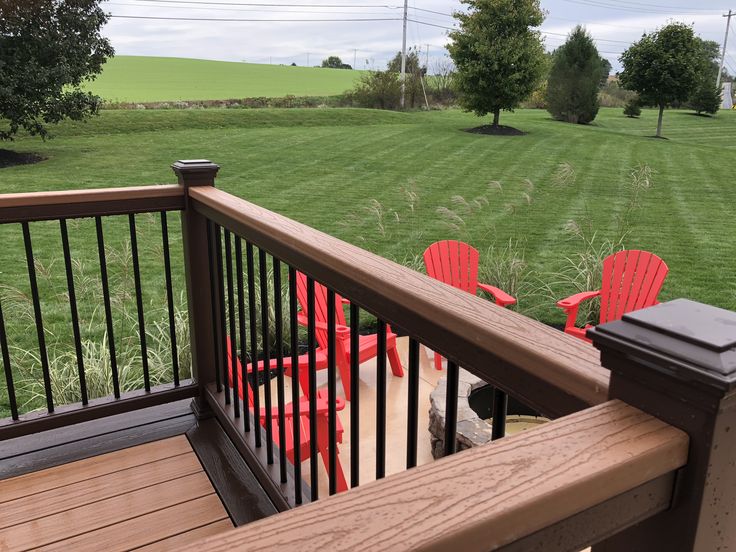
[85,55,364,103]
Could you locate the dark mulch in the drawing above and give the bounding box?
[0,149,45,169]
[464,124,527,136]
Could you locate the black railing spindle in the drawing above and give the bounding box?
[225,230,240,418]
[288,266,302,505]
[206,221,222,393]
[161,212,180,387]
[246,242,260,447]
[0,299,18,420]
[60,219,88,403]
[349,302,360,488]
[492,389,508,441]
[307,276,318,500]
[327,290,337,495]
[376,319,387,479]
[94,217,119,400]
[406,337,420,469]
[444,360,460,456]
[128,215,150,393]
[214,225,230,405]
[273,258,288,483]
[259,249,274,464]
[235,237,250,432]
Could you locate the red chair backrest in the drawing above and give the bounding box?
[294,271,347,350]
[423,240,480,295]
[600,250,668,324]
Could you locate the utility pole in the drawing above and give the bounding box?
[353,49,357,70]
[425,44,430,71]
[400,0,408,109]
[717,10,733,90]
[306,52,310,67]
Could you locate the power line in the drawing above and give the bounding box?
[109,2,400,15]
[559,0,722,16]
[110,13,400,21]
[541,29,632,44]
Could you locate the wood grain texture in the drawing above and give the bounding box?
[190,188,608,417]
[37,495,229,552]
[0,436,192,503]
[0,472,214,550]
[180,400,688,552]
[1,452,203,529]
[136,519,234,551]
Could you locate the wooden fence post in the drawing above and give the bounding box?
[589,299,736,551]
[173,159,220,419]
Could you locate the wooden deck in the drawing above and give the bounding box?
[0,436,234,551]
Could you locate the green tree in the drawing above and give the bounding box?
[448,0,546,128]
[0,0,114,140]
[689,39,721,115]
[619,23,700,138]
[545,26,607,124]
[387,48,425,108]
[321,56,351,70]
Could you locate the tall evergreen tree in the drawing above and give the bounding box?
[448,0,546,128]
[689,38,721,115]
[546,26,607,124]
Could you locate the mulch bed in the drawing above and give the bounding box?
[464,125,527,136]
[0,149,45,169]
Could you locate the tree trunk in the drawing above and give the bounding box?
[656,104,664,137]
[492,108,500,127]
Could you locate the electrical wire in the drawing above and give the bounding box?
[110,13,400,21]
[559,0,722,16]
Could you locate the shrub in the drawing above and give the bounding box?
[623,99,641,118]
[599,79,637,107]
[689,84,721,115]
[346,71,402,110]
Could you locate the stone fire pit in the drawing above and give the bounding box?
[429,368,547,459]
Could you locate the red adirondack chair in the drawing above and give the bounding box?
[423,240,517,370]
[556,249,668,343]
[227,339,349,492]
[246,271,404,401]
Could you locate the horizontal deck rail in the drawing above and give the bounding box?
[181,400,689,552]
[190,186,608,419]
[0,185,184,223]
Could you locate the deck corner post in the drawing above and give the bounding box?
[174,160,220,419]
[589,299,736,551]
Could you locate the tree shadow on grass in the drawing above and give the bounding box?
[0,149,45,169]
[464,125,527,136]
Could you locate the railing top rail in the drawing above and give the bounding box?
[0,185,184,223]
[181,400,688,552]
[190,186,609,417]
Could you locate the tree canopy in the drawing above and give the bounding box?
[448,0,546,127]
[688,38,721,115]
[0,0,114,140]
[619,23,699,137]
[321,56,352,70]
[546,26,607,124]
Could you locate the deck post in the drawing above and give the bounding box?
[173,160,220,419]
[589,299,736,551]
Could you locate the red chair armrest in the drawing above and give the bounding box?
[556,290,601,310]
[478,283,517,307]
[297,313,349,336]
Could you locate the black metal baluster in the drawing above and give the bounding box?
[0,298,18,420]
[60,219,88,404]
[349,302,360,488]
[94,217,119,400]
[259,249,274,464]
[206,221,222,393]
[273,258,287,483]
[288,266,302,505]
[444,360,460,456]
[225,230,240,418]
[307,277,318,500]
[491,389,508,441]
[406,338,420,469]
[161,212,180,387]
[214,225,230,405]
[376,319,387,480]
[246,242,260,447]
[127,215,149,393]
[327,290,337,495]
[235,237,250,432]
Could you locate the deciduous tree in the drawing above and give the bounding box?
[0,0,114,140]
[448,0,546,128]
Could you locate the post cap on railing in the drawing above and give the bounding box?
[589,298,736,396]
[171,159,220,187]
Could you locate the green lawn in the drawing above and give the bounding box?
[1,106,735,415]
[85,56,364,102]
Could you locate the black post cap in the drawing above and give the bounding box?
[589,299,736,394]
[171,159,220,186]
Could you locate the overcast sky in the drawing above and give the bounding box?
[102,0,736,73]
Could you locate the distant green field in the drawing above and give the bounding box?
[85,56,364,102]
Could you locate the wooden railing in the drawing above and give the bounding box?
[3,159,736,550]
